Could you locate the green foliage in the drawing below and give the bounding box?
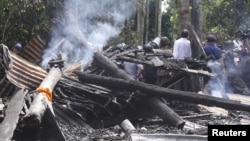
[147,0,172,42]
[161,13,173,45]
[0,0,53,47]
[202,0,250,42]
[165,0,250,45]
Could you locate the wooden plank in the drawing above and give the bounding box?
[0,89,28,141]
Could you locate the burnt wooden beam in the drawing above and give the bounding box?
[69,35,185,128]
[117,56,154,66]
[23,64,62,127]
[76,65,185,130]
[94,52,132,80]
[74,72,250,113]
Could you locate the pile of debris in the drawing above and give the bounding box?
[0,34,250,141]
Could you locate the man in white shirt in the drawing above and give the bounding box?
[172,29,192,91]
[173,29,191,61]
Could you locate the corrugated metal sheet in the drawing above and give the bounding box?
[0,34,47,98]
[6,52,47,89]
[18,34,45,63]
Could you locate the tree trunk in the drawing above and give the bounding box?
[180,0,190,29]
[137,0,145,46]
[156,0,162,37]
[144,0,150,43]
[190,0,203,59]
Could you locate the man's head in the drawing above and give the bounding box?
[224,40,234,50]
[160,36,170,48]
[181,29,189,38]
[207,34,217,43]
[13,43,22,52]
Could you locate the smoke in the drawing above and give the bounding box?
[41,0,135,69]
[206,60,229,99]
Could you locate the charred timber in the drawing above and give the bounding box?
[23,60,63,127]
[70,35,185,128]
[117,56,214,77]
[94,52,131,80]
[74,72,250,113]
[78,51,185,129]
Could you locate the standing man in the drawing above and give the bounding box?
[203,34,222,61]
[203,34,223,75]
[173,29,192,67]
[172,29,192,91]
[203,34,228,99]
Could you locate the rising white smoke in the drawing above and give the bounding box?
[206,60,229,99]
[41,0,135,69]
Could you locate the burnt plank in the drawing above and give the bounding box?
[0,88,28,141]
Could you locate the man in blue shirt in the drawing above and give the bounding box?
[203,34,228,99]
[203,34,222,60]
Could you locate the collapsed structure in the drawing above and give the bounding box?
[0,34,250,141]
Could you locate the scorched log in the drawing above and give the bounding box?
[23,57,64,127]
[83,52,185,129]
[74,72,250,113]
[94,52,131,80]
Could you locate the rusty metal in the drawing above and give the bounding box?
[18,34,45,63]
[6,52,47,89]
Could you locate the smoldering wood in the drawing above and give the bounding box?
[55,77,134,126]
[23,66,62,127]
[93,52,185,129]
[74,72,250,113]
[94,52,132,80]
[142,96,185,128]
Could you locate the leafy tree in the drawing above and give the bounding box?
[0,0,61,47]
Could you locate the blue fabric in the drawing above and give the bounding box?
[203,44,222,60]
